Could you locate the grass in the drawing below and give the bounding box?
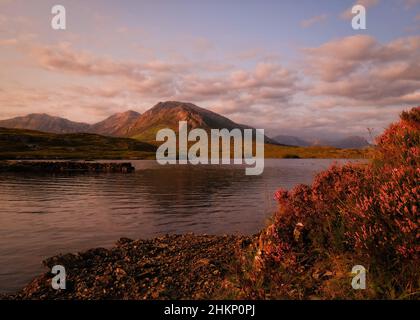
[264,143,370,159]
[0,127,369,160]
[134,134,370,160]
[0,127,157,160]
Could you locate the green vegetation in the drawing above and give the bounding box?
[138,136,369,159]
[264,143,370,159]
[0,127,369,160]
[0,128,156,160]
[131,124,175,142]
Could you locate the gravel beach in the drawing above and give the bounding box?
[3,234,252,300]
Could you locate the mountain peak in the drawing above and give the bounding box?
[126,101,251,140]
[27,113,50,117]
[150,101,206,113]
[154,101,195,108]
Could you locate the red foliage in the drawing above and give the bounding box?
[258,107,419,281]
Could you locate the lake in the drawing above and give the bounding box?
[0,159,356,293]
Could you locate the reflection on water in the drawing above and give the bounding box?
[0,159,355,293]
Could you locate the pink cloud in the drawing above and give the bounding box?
[340,0,380,20]
[303,35,420,107]
[300,14,328,28]
[1,38,301,124]
[0,31,416,138]
[401,0,420,9]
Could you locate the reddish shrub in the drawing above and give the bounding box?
[255,106,419,298]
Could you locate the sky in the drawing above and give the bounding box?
[0,0,419,139]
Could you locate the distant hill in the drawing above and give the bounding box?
[329,136,370,149]
[0,113,90,134]
[89,110,141,136]
[272,134,370,149]
[0,127,156,160]
[272,135,311,147]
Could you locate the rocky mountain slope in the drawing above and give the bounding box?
[88,110,141,136]
[126,101,255,141]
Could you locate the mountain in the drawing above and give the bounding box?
[310,136,370,149]
[0,102,267,141]
[0,111,142,136]
[272,135,311,147]
[329,136,370,149]
[272,134,370,149]
[89,110,141,136]
[3,103,368,148]
[126,101,275,142]
[0,113,90,134]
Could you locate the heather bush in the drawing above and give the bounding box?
[250,107,419,299]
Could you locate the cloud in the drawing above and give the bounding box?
[303,35,420,107]
[340,0,380,20]
[29,43,139,77]
[0,38,301,125]
[24,41,235,79]
[1,31,416,139]
[0,0,13,4]
[0,13,34,38]
[0,85,144,123]
[300,14,328,28]
[303,35,377,81]
[27,42,194,82]
[401,0,420,9]
[175,62,299,109]
[0,38,17,46]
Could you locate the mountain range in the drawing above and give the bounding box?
[0,102,253,137]
[0,101,275,142]
[273,134,370,149]
[0,101,368,148]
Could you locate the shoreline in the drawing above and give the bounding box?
[2,233,253,300]
[0,161,135,173]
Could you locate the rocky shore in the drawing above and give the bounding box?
[3,234,252,300]
[0,161,135,173]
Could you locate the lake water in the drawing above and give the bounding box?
[0,159,355,293]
